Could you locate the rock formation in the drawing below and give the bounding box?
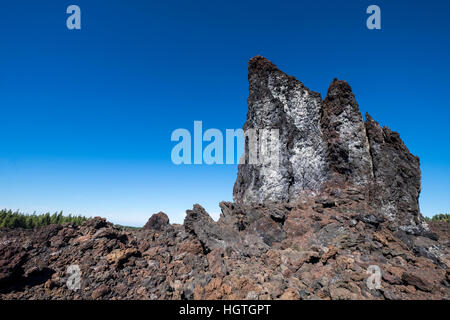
[234,56,329,204]
[0,56,448,300]
[234,56,425,235]
[321,79,373,187]
[365,114,425,234]
[1,204,448,300]
[143,212,170,231]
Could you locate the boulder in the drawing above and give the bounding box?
[143,212,170,231]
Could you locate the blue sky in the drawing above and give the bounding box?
[0,0,449,226]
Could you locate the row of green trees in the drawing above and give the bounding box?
[425,213,450,223]
[0,209,88,229]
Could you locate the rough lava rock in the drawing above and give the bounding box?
[143,212,170,231]
[321,79,373,187]
[233,56,329,205]
[0,56,447,300]
[365,113,425,234]
[234,56,427,234]
[0,200,448,300]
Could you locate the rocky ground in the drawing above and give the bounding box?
[1,56,448,300]
[1,190,448,300]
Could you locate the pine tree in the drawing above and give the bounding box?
[0,209,89,229]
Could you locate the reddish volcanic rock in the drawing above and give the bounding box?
[143,212,170,231]
[1,199,448,300]
[0,57,448,300]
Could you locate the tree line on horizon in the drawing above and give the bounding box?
[424,213,450,223]
[0,209,88,229]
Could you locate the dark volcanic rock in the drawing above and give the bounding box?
[365,113,426,234]
[84,217,108,230]
[184,204,270,257]
[233,56,329,205]
[184,204,228,252]
[143,212,170,231]
[233,56,427,235]
[321,79,373,187]
[0,56,447,301]
[1,205,447,300]
[0,243,27,287]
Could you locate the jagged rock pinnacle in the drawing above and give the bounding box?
[234,56,328,204]
[234,56,425,233]
[321,78,373,186]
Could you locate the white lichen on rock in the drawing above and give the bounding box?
[234,56,426,234]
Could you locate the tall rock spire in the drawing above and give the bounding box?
[233,56,329,204]
[365,113,425,232]
[321,78,373,187]
[234,56,426,233]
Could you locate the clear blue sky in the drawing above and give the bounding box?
[0,0,449,226]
